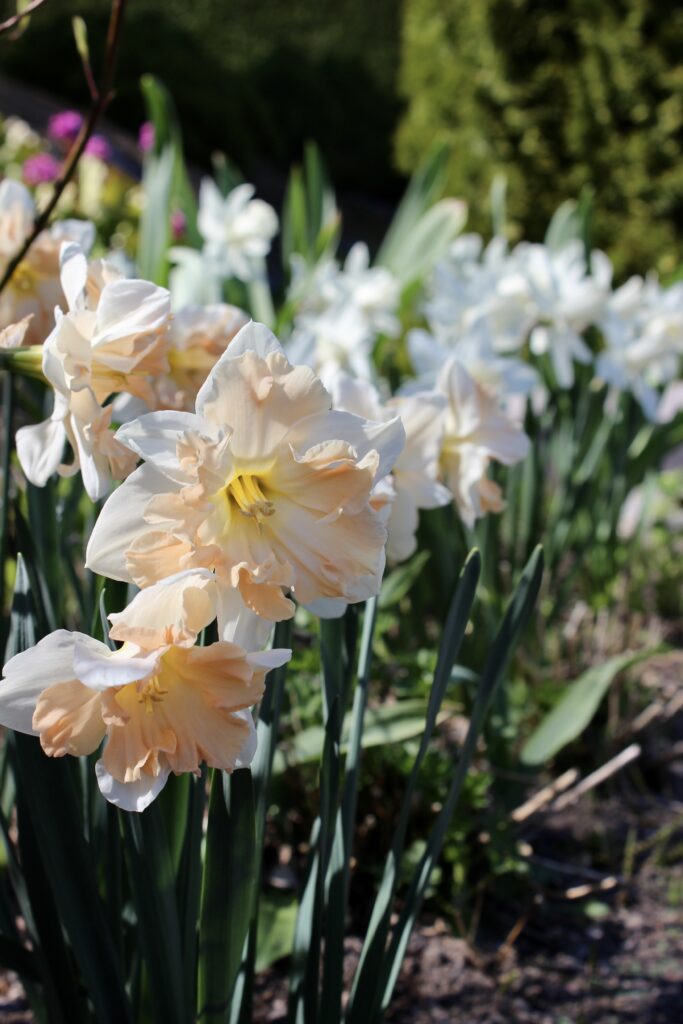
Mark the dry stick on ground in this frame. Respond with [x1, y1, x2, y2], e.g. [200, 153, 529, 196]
[550, 744, 641, 812]
[0, 0, 48, 35]
[511, 768, 579, 823]
[0, 0, 127, 298]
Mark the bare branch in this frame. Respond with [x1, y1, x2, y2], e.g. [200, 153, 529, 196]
[0, 0, 48, 35]
[0, 0, 127, 298]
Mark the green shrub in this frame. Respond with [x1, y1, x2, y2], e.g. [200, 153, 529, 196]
[396, 0, 683, 275]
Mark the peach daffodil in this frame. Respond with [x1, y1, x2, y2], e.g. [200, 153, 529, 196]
[86, 322, 405, 633]
[0, 569, 290, 812]
[16, 243, 171, 500]
[324, 369, 453, 563]
[0, 179, 95, 346]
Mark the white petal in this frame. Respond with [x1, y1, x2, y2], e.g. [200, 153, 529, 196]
[246, 649, 292, 672]
[85, 462, 177, 582]
[116, 410, 210, 480]
[72, 636, 161, 690]
[216, 583, 274, 648]
[218, 319, 283, 361]
[94, 279, 170, 350]
[0, 630, 79, 734]
[305, 596, 349, 618]
[95, 758, 170, 812]
[285, 409, 405, 484]
[15, 417, 66, 487]
[108, 569, 218, 648]
[233, 708, 257, 769]
[59, 242, 88, 310]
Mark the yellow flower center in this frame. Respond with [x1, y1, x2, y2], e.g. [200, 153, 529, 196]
[227, 472, 275, 521]
[137, 676, 169, 714]
[12, 260, 38, 295]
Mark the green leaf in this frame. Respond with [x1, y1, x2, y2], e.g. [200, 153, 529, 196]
[255, 891, 298, 972]
[489, 173, 507, 237]
[384, 198, 467, 287]
[378, 546, 544, 1015]
[6, 556, 132, 1024]
[378, 550, 430, 609]
[521, 647, 662, 765]
[121, 804, 186, 1024]
[229, 620, 292, 1024]
[272, 698, 450, 775]
[197, 769, 256, 1023]
[346, 550, 481, 1024]
[137, 76, 199, 282]
[376, 142, 451, 271]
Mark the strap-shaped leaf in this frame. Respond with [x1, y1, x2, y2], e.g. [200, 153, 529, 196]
[346, 550, 481, 1023]
[121, 803, 186, 1024]
[197, 768, 256, 1023]
[378, 546, 544, 1014]
[6, 556, 132, 1024]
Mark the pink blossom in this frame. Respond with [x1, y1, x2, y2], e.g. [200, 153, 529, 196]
[47, 110, 83, 143]
[170, 209, 187, 240]
[138, 121, 154, 153]
[22, 153, 61, 185]
[85, 135, 112, 162]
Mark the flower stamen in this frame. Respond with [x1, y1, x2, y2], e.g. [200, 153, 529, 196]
[137, 677, 168, 714]
[227, 473, 275, 521]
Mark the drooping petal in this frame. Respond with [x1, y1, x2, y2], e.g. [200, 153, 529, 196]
[108, 569, 218, 649]
[15, 416, 67, 488]
[0, 629, 79, 734]
[33, 679, 105, 756]
[72, 636, 162, 690]
[116, 410, 211, 482]
[95, 758, 170, 812]
[85, 462, 180, 582]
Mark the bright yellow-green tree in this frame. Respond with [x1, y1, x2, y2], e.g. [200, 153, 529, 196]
[396, 0, 683, 275]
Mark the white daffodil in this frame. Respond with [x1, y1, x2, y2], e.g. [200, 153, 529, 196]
[517, 241, 609, 388]
[597, 275, 683, 420]
[408, 322, 539, 401]
[197, 179, 278, 284]
[86, 322, 405, 634]
[0, 179, 94, 345]
[437, 357, 530, 528]
[423, 234, 535, 356]
[0, 569, 290, 812]
[16, 243, 172, 500]
[287, 242, 400, 381]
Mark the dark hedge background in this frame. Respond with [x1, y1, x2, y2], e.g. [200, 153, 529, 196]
[2, 0, 682, 273]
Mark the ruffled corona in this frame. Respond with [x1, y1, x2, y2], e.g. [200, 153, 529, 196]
[0, 570, 290, 811]
[86, 322, 405, 633]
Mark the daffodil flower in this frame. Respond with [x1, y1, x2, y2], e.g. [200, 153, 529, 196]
[437, 358, 529, 528]
[15, 243, 171, 500]
[0, 179, 94, 346]
[324, 369, 452, 563]
[86, 322, 405, 634]
[0, 570, 290, 812]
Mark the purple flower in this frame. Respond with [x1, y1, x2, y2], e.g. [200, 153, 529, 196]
[85, 135, 112, 162]
[23, 152, 61, 186]
[48, 110, 83, 143]
[170, 209, 187, 240]
[138, 121, 154, 153]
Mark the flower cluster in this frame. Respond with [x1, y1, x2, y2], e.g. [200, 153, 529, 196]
[287, 243, 401, 381]
[410, 232, 683, 420]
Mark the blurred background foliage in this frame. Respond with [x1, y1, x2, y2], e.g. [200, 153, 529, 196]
[2, 0, 683, 271]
